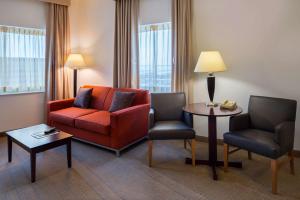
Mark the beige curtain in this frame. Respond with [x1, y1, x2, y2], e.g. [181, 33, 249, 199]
[113, 0, 139, 88]
[171, 0, 192, 102]
[45, 3, 72, 101]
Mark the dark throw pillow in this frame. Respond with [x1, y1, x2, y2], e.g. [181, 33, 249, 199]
[73, 87, 93, 108]
[109, 91, 136, 112]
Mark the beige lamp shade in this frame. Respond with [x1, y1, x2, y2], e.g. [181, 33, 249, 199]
[65, 54, 86, 69]
[194, 51, 227, 73]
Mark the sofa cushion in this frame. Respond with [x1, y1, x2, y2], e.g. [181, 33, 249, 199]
[74, 87, 93, 108]
[148, 121, 195, 140]
[109, 91, 136, 112]
[103, 88, 149, 111]
[82, 85, 112, 110]
[75, 111, 111, 135]
[223, 129, 281, 159]
[49, 107, 98, 127]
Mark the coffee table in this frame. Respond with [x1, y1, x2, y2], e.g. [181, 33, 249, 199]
[6, 124, 73, 182]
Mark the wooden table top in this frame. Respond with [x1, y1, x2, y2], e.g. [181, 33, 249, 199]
[183, 103, 243, 117]
[6, 124, 72, 149]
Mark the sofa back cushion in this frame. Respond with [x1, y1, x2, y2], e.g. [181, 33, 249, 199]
[103, 88, 149, 111]
[82, 85, 111, 110]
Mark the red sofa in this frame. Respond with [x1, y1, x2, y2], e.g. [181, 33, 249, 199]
[47, 85, 150, 156]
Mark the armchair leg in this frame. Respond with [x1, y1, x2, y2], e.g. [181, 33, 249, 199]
[148, 140, 153, 167]
[191, 139, 196, 167]
[288, 151, 295, 175]
[184, 140, 187, 149]
[224, 143, 229, 172]
[271, 159, 278, 194]
[248, 151, 252, 160]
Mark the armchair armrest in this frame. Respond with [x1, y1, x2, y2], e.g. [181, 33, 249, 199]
[229, 113, 250, 131]
[274, 121, 295, 151]
[149, 108, 155, 129]
[110, 104, 150, 149]
[47, 98, 75, 112]
[183, 111, 193, 128]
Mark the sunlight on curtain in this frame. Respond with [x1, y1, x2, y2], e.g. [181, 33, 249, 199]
[139, 22, 172, 93]
[0, 25, 46, 94]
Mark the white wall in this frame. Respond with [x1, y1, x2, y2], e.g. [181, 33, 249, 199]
[192, 0, 300, 150]
[0, 0, 47, 132]
[69, 0, 115, 88]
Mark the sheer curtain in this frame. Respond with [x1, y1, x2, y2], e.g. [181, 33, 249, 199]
[0, 25, 45, 94]
[139, 23, 172, 92]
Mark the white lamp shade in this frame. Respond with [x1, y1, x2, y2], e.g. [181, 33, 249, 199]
[65, 54, 86, 69]
[194, 51, 227, 73]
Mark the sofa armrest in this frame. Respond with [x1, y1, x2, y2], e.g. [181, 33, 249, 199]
[229, 113, 250, 131]
[274, 121, 295, 152]
[48, 98, 75, 112]
[149, 108, 155, 129]
[110, 104, 150, 149]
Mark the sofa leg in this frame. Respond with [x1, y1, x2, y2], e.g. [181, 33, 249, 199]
[115, 150, 120, 157]
[271, 159, 278, 194]
[148, 140, 153, 167]
[224, 143, 229, 172]
[288, 151, 295, 175]
[248, 151, 252, 160]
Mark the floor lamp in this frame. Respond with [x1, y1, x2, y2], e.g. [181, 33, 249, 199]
[194, 51, 227, 106]
[65, 54, 87, 97]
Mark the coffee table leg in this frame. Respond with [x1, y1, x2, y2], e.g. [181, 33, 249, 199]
[30, 152, 36, 183]
[67, 140, 72, 168]
[7, 136, 12, 162]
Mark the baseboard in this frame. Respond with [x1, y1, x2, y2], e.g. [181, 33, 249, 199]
[195, 135, 300, 158]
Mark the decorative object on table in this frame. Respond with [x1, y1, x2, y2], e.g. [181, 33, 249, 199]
[65, 53, 87, 97]
[73, 87, 93, 108]
[220, 100, 237, 110]
[109, 91, 136, 112]
[148, 93, 196, 167]
[194, 51, 227, 107]
[223, 95, 297, 194]
[6, 124, 72, 183]
[183, 103, 242, 180]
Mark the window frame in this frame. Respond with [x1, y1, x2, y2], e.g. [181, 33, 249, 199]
[0, 25, 46, 96]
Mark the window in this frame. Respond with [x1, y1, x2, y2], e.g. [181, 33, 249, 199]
[139, 22, 172, 92]
[0, 25, 46, 95]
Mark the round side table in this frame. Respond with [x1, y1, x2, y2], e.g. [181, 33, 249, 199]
[183, 103, 243, 180]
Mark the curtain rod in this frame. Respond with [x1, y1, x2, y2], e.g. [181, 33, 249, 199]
[39, 0, 71, 6]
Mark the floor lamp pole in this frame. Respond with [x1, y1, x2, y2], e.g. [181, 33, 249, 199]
[73, 69, 77, 97]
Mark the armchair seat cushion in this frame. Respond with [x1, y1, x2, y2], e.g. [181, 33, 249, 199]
[149, 121, 195, 140]
[49, 107, 98, 127]
[75, 111, 111, 135]
[224, 129, 281, 159]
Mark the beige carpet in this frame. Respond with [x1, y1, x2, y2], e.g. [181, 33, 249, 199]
[0, 136, 299, 200]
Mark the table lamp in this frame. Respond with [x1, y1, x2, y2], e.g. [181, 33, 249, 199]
[194, 51, 227, 107]
[65, 53, 87, 97]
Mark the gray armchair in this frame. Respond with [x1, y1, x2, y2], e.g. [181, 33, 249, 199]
[223, 95, 297, 194]
[148, 93, 196, 167]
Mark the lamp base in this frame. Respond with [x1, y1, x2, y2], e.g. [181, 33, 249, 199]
[206, 102, 218, 107]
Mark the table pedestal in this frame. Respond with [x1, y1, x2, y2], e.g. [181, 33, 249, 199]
[185, 115, 242, 180]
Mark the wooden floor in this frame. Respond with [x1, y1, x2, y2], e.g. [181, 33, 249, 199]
[0, 136, 299, 200]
